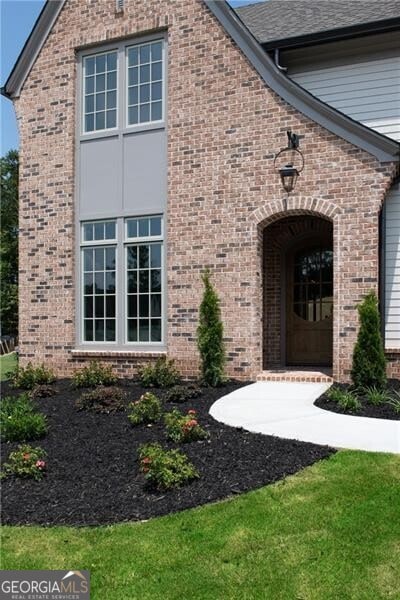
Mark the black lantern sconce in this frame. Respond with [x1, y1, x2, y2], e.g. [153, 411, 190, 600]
[274, 131, 304, 193]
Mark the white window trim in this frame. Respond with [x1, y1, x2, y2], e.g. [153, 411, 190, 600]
[125, 39, 165, 130]
[80, 243, 118, 346]
[82, 48, 119, 135]
[78, 33, 166, 141]
[124, 215, 164, 345]
[124, 214, 164, 243]
[79, 215, 165, 349]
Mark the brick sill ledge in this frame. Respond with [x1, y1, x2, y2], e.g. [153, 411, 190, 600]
[71, 349, 167, 358]
[385, 348, 400, 355]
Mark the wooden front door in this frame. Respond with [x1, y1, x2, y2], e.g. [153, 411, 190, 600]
[286, 242, 333, 366]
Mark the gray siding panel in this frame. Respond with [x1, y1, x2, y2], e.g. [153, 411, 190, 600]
[385, 182, 400, 348]
[80, 136, 121, 217]
[123, 129, 167, 214]
[283, 32, 400, 141]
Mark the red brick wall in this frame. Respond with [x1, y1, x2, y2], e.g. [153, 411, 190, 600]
[14, 0, 398, 381]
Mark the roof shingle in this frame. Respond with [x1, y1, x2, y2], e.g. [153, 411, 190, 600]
[235, 0, 400, 45]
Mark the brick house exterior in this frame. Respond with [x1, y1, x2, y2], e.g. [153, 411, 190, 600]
[3, 0, 400, 382]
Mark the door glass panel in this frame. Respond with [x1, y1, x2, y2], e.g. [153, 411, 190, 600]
[293, 247, 333, 322]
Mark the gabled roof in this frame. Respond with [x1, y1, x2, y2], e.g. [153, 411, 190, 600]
[1, 0, 64, 99]
[237, 0, 400, 49]
[1, 0, 399, 162]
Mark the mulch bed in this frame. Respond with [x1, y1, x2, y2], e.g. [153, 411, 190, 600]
[315, 380, 400, 420]
[1, 379, 334, 526]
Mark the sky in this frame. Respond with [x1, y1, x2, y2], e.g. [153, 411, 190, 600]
[0, 0, 265, 155]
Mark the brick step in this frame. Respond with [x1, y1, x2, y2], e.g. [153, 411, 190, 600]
[257, 369, 333, 383]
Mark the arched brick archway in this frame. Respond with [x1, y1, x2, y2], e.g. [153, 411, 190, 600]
[250, 197, 342, 379]
[250, 196, 341, 228]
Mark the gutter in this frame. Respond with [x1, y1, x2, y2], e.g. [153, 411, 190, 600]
[205, 0, 400, 163]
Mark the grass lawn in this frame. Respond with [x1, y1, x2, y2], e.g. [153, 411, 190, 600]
[0, 352, 17, 381]
[2, 450, 400, 600]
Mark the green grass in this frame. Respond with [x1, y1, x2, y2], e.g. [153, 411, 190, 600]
[2, 451, 400, 599]
[0, 351, 17, 381]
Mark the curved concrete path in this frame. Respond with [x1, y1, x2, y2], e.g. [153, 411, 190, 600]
[210, 382, 400, 454]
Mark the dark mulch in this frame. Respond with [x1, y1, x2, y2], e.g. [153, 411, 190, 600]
[1, 379, 335, 526]
[315, 380, 400, 420]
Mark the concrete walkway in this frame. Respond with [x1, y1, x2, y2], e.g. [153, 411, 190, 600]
[210, 382, 400, 454]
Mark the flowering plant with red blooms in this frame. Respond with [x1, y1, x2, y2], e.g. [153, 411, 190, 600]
[1, 444, 47, 481]
[164, 409, 209, 443]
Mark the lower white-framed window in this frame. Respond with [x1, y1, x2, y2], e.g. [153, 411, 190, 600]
[81, 220, 117, 343]
[80, 215, 163, 346]
[125, 215, 163, 343]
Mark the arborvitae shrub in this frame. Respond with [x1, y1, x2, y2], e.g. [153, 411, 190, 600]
[197, 270, 225, 386]
[351, 291, 387, 390]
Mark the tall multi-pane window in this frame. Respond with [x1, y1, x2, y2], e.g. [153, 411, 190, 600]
[80, 216, 163, 346]
[127, 40, 163, 126]
[125, 216, 163, 342]
[81, 221, 117, 342]
[81, 39, 164, 133]
[83, 50, 118, 133]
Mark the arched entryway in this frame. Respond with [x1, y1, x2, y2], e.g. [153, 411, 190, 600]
[263, 215, 333, 369]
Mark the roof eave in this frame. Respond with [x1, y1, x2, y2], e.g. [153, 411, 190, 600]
[2, 0, 65, 100]
[261, 17, 400, 51]
[205, 0, 400, 163]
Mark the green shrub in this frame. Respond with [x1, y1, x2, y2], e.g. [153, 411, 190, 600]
[351, 292, 387, 391]
[138, 442, 199, 490]
[127, 392, 162, 425]
[164, 384, 202, 403]
[76, 386, 127, 414]
[164, 408, 208, 443]
[1, 444, 47, 481]
[387, 391, 400, 414]
[0, 394, 48, 442]
[197, 270, 225, 386]
[138, 358, 181, 388]
[72, 361, 117, 388]
[364, 385, 391, 406]
[11, 362, 55, 390]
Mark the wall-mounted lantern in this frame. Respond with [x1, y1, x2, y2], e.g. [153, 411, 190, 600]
[274, 131, 304, 193]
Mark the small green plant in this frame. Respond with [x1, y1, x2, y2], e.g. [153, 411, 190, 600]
[138, 358, 181, 388]
[11, 362, 55, 390]
[325, 386, 345, 403]
[364, 385, 391, 406]
[330, 389, 361, 412]
[197, 270, 226, 386]
[351, 292, 387, 391]
[0, 394, 48, 442]
[1, 444, 47, 480]
[164, 384, 202, 403]
[76, 386, 127, 414]
[164, 408, 208, 443]
[72, 361, 117, 388]
[387, 391, 400, 414]
[138, 442, 199, 490]
[127, 392, 162, 425]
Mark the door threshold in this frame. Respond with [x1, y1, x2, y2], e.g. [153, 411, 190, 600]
[257, 367, 333, 383]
